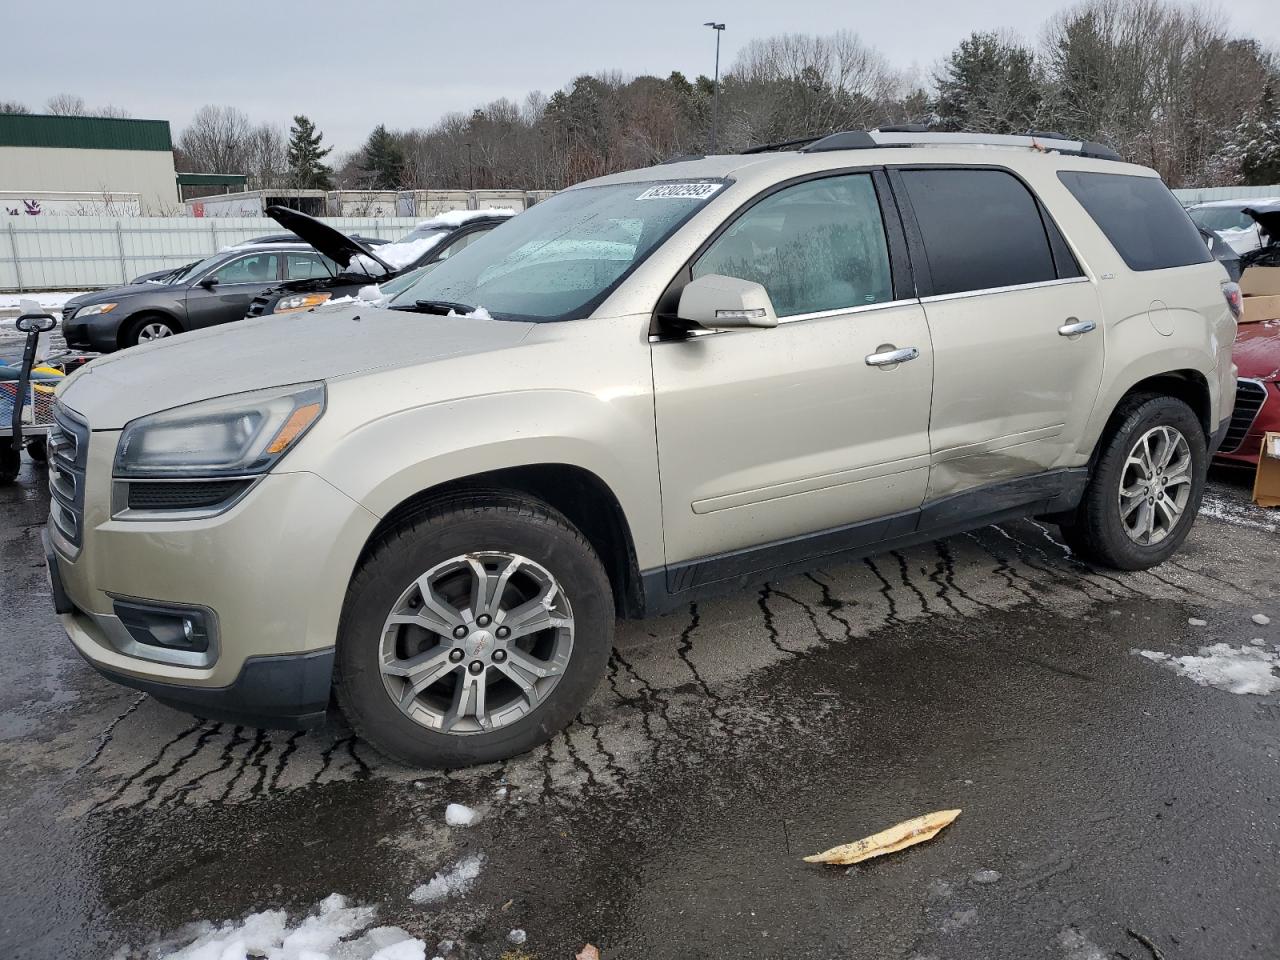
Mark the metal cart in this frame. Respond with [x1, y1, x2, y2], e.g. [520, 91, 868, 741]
[1, 312, 61, 483]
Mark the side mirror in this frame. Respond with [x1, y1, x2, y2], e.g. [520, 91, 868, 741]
[677, 274, 779, 331]
[199, 277, 218, 290]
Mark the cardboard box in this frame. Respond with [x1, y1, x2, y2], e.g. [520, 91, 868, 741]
[1242, 293, 1280, 324]
[1241, 265, 1280, 297]
[1253, 431, 1280, 508]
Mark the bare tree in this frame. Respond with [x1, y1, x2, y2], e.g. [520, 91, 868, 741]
[45, 93, 87, 116]
[178, 105, 253, 173]
[0, 100, 30, 114]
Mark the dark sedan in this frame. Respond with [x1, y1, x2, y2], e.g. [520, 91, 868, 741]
[61, 243, 340, 351]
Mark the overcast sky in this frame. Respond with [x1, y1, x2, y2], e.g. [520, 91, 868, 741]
[6, 0, 1275, 153]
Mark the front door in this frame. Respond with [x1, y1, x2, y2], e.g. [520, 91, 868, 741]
[185, 251, 284, 330]
[891, 167, 1107, 501]
[650, 172, 934, 586]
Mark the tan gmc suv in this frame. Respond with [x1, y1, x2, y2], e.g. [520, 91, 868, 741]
[44, 131, 1240, 767]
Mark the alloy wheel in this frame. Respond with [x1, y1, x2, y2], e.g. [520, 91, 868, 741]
[1118, 425, 1192, 546]
[378, 551, 575, 734]
[137, 322, 173, 342]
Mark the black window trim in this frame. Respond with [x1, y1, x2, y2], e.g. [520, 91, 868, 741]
[886, 163, 1088, 301]
[650, 165, 917, 339]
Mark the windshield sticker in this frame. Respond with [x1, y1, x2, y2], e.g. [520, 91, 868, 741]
[635, 182, 724, 201]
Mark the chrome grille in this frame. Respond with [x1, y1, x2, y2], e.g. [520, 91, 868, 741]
[48, 404, 89, 549]
[1221, 378, 1268, 454]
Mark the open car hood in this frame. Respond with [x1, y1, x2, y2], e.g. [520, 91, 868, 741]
[1243, 202, 1280, 243]
[265, 205, 396, 275]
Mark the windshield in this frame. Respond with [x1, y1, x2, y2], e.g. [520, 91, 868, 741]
[1189, 206, 1257, 233]
[171, 254, 226, 285]
[388, 179, 726, 321]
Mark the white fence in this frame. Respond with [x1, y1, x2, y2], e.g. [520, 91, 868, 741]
[0, 216, 423, 292]
[1172, 184, 1280, 205]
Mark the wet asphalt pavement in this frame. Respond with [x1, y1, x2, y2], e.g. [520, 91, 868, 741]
[2, 454, 1278, 960]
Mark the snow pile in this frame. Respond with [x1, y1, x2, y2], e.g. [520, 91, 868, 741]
[1135, 643, 1280, 695]
[348, 235, 448, 276]
[444, 802, 480, 827]
[1253, 613, 1272, 626]
[446, 305, 493, 321]
[409, 854, 485, 904]
[136, 893, 426, 960]
[0, 291, 92, 312]
[417, 208, 516, 229]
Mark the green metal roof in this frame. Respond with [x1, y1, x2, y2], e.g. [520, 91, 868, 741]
[0, 113, 172, 152]
[176, 172, 248, 186]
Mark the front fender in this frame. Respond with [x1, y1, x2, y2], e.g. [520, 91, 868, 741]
[288, 386, 665, 571]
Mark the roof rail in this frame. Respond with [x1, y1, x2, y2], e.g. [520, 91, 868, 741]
[796, 129, 1122, 161]
[740, 135, 826, 154]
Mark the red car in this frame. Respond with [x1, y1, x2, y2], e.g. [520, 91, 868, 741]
[1216, 319, 1280, 468]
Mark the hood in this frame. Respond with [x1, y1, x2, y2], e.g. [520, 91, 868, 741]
[265, 205, 395, 275]
[57, 303, 535, 429]
[1243, 202, 1280, 244]
[1235, 319, 1280, 382]
[66, 284, 168, 311]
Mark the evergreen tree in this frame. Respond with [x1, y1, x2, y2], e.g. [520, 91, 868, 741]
[932, 32, 1042, 134]
[359, 124, 406, 189]
[287, 115, 332, 189]
[1221, 80, 1280, 186]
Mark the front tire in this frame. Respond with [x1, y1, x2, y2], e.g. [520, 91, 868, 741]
[335, 491, 615, 767]
[0, 445, 19, 484]
[25, 436, 47, 464]
[122, 316, 178, 348]
[1059, 394, 1207, 570]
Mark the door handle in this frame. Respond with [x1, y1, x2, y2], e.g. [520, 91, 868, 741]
[865, 346, 920, 367]
[1057, 318, 1096, 337]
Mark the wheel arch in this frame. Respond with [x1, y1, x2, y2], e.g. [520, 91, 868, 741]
[357, 463, 647, 619]
[1084, 364, 1214, 465]
[117, 309, 185, 348]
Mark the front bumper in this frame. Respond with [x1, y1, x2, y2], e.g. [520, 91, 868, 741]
[49, 426, 379, 726]
[61, 317, 120, 353]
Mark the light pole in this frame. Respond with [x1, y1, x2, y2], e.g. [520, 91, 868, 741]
[704, 21, 725, 153]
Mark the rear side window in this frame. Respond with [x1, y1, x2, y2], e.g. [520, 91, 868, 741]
[899, 169, 1058, 296]
[1058, 171, 1212, 272]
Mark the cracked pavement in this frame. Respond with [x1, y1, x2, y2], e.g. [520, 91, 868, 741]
[2, 457, 1278, 959]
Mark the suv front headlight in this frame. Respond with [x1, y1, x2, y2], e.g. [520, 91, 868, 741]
[114, 383, 325, 478]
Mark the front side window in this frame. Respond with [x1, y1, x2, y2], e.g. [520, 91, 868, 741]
[1060, 172, 1215, 272]
[211, 252, 280, 285]
[388, 180, 724, 321]
[899, 169, 1057, 296]
[285, 253, 337, 280]
[693, 174, 892, 318]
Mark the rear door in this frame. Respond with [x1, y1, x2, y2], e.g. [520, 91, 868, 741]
[650, 171, 934, 581]
[890, 167, 1106, 502]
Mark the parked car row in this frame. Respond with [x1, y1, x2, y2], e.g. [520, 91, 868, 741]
[60, 211, 514, 351]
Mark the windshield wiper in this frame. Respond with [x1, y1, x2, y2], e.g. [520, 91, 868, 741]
[395, 299, 477, 316]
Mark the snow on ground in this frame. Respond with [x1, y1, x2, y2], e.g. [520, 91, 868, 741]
[444, 802, 480, 827]
[1135, 642, 1280, 695]
[1198, 491, 1278, 534]
[1057, 928, 1108, 960]
[409, 854, 486, 904]
[124, 893, 425, 960]
[0, 291, 91, 312]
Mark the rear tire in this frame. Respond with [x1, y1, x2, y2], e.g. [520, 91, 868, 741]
[334, 491, 615, 768]
[0, 446, 19, 484]
[1059, 394, 1206, 570]
[25, 436, 47, 464]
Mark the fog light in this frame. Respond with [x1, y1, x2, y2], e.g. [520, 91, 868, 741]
[113, 600, 212, 653]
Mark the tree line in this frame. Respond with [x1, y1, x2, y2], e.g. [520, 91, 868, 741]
[5, 0, 1279, 190]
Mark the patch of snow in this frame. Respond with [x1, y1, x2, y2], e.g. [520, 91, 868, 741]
[939, 907, 977, 933]
[1197, 493, 1277, 534]
[444, 802, 480, 827]
[971, 869, 1001, 884]
[409, 854, 485, 904]
[130, 893, 414, 960]
[1253, 613, 1271, 626]
[417, 208, 516, 229]
[1188, 618, 1207, 627]
[349, 235, 450, 277]
[446, 305, 493, 321]
[0, 291, 93, 311]
[1135, 643, 1280, 695]
[507, 929, 528, 945]
[1057, 927, 1107, 960]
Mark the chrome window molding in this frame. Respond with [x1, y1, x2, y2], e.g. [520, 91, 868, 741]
[649, 297, 921, 341]
[919, 275, 1091, 305]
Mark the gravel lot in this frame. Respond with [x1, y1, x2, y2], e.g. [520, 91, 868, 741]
[1, 458, 1277, 960]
